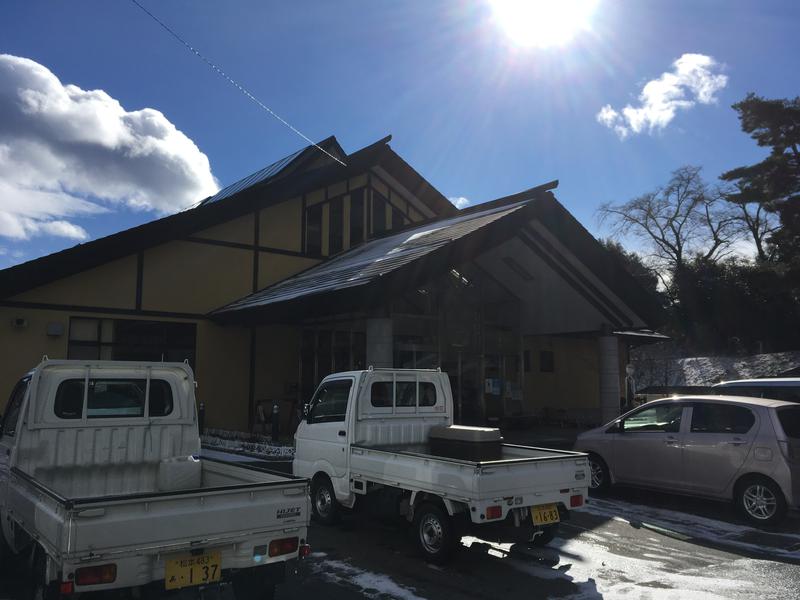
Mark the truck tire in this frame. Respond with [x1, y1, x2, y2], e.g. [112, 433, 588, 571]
[735, 476, 787, 527]
[232, 569, 276, 600]
[311, 476, 340, 525]
[413, 503, 457, 564]
[29, 547, 59, 600]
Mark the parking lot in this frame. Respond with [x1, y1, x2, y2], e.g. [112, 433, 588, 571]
[281, 487, 800, 600]
[1, 485, 797, 600]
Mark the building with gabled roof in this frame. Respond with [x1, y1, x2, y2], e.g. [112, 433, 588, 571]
[0, 135, 664, 430]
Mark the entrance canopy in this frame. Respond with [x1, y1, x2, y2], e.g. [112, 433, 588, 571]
[210, 182, 664, 334]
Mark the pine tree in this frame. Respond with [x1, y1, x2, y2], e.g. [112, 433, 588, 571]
[721, 94, 800, 265]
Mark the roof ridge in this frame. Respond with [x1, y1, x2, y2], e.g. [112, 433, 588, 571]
[199, 135, 343, 207]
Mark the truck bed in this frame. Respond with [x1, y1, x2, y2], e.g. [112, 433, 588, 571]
[350, 442, 588, 511]
[9, 458, 309, 559]
[353, 442, 584, 465]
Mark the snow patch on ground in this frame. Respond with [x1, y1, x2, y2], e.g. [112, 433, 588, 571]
[200, 428, 294, 458]
[310, 557, 426, 600]
[584, 497, 800, 562]
[464, 534, 754, 600]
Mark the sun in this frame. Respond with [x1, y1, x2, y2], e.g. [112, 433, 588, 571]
[489, 0, 599, 48]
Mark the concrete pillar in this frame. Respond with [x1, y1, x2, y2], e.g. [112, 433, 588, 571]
[598, 335, 620, 424]
[366, 318, 393, 368]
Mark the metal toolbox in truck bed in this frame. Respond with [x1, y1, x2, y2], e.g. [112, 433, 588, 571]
[429, 425, 504, 461]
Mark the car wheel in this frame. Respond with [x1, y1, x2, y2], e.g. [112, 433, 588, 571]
[528, 524, 558, 547]
[588, 454, 610, 493]
[311, 476, 340, 525]
[736, 476, 787, 526]
[413, 503, 457, 564]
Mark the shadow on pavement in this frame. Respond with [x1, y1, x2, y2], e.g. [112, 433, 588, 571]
[300, 509, 607, 600]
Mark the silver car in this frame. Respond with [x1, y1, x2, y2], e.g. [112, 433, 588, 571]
[575, 396, 800, 525]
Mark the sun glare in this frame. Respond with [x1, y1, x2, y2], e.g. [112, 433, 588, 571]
[489, 0, 599, 48]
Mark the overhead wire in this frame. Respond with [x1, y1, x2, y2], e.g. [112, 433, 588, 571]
[127, 0, 346, 167]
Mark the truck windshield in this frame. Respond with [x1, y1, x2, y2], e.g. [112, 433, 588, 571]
[309, 379, 352, 424]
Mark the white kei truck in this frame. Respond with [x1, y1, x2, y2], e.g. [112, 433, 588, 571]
[0, 360, 310, 600]
[294, 368, 590, 563]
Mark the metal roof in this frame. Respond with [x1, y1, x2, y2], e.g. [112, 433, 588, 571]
[198, 147, 306, 206]
[212, 200, 530, 316]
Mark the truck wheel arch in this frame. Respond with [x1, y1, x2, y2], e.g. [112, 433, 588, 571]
[409, 492, 463, 518]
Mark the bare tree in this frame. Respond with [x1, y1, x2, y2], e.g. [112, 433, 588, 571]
[598, 166, 741, 288]
[723, 184, 780, 262]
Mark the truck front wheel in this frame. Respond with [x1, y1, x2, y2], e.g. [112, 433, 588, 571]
[413, 503, 457, 564]
[311, 476, 340, 525]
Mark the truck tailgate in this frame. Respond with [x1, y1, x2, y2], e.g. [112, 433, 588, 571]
[17, 460, 309, 558]
[473, 445, 588, 497]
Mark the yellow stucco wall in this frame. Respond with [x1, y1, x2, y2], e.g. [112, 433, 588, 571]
[523, 336, 600, 413]
[195, 321, 250, 431]
[258, 254, 320, 290]
[194, 213, 254, 245]
[10, 256, 137, 309]
[142, 241, 253, 314]
[0, 167, 438, 427]
[0, 307, 70, 411]
[0, 308, 207, 414]
[260, 197, 302, 251]
[253, 324, 300, 430]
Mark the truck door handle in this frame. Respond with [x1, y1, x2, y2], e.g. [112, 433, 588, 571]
[338, 431, 346, 437]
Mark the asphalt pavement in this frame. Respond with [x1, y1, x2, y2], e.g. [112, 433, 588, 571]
[3, 448, 798, 599]
[280, 488, 800, 600]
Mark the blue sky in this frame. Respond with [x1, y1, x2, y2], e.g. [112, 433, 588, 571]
[1, 0, 798, 268]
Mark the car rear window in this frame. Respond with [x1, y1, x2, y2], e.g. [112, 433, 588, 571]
[777, 407, 800, 439]
[691, 403, 755, 434]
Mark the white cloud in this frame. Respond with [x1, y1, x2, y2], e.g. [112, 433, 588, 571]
[597, 53, 728, 139]
[449, 196, 471, 209]
[0, 54, 219, 242]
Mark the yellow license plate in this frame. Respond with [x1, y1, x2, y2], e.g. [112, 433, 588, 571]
[164, 550, 221, 590]
[531, 503, 560, 526]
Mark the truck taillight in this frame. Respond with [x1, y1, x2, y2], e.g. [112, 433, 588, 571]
[486, 505, 502, 520]
[268, 537, 299, 557]
[60, 581, 74, 596]
[75, 564, 117, 586]
[570, 494, 584, 508]
[299, 543, 311, 559]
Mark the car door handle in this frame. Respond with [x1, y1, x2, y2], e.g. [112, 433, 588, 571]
[724, 439, 747, 446]
[664, 436, 678, 445]
[338, 431, 346, 437]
